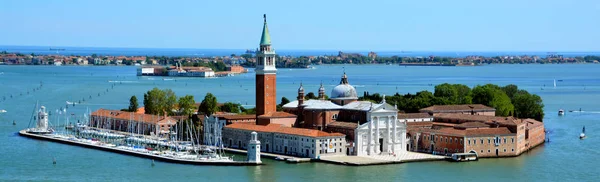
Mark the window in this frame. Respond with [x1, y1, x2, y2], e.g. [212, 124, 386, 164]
[488, 139, 491, 144]
[488, 150, 490, 153]
[481, 139, 484, 144]
[468, 140, 471, 145]
[504, 149, 506, 152]
[481, 150, 483, 153]
[504, 138, 506, 143]
[511, 138, 514, 143]
[512, 149, 514, 152]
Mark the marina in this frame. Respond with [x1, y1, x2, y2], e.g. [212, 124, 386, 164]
[18, 105, 261, 166]
[18, 130, 260, 166]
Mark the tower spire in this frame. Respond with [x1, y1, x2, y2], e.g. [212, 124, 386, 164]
[260, 14, 271, 46]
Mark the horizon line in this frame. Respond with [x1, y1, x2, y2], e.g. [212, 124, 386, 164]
[2, 45, 600, 53]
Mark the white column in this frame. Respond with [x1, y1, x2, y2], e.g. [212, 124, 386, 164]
[361, 118, 373, 155]
[376, 116, 380, 154]
[393, 116, 397, 153]
[386, 116, 390, 153]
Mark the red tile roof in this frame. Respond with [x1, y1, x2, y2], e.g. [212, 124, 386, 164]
[225, 123, 345, 138]
[411, 126, 513, 137]
[327, 121, 358, 129]
[398, 113, 432, 119]
[420, 104, 495, 113]
[218, 114, 256, 120]
[257, 112, 296, 118]
[434, 113, 523, 126]
[91, 109, 171, 124]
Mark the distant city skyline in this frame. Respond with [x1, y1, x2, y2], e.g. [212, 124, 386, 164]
[1, 0, 599, 51]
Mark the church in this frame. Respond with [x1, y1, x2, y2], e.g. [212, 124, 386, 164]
[282, 74, 408, 156]
[207, 14, 412, 158]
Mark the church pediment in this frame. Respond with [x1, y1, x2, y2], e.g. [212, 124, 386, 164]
[370, 102, 398, 113]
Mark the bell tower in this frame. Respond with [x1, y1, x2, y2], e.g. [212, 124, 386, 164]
[256, 14, 277, 117]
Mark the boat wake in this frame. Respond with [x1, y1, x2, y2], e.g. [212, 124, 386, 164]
[0, 109, 6, 113]
[569, 111, 600, 114]
[108, 80, 137, 83]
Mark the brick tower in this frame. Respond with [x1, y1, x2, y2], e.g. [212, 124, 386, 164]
[255, 14, 277, 117]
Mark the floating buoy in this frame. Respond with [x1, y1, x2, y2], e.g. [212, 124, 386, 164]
[13, 120, 16, 125]
[151, 159, 155, 167]
[53, 157, 56, 165]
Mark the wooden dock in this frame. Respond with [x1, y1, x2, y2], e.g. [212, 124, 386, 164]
[18, 130, 261, 166]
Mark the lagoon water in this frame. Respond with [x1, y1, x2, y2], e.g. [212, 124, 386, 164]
[0, 64, 599, 181]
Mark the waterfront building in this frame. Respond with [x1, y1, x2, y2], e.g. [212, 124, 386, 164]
[222, 123, 346, 159]
[90, 109, 177, 136]
[419, 104, 496, 116]
[203, 114, 256, 146]
[406, 113, 545, 157]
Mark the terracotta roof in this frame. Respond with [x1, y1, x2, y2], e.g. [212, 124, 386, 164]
[219, 114, 256, 120]
[327, 121, 358, 129]
[91, 109, 171, 124]
[420, 104, 495, 113]
[398, 113, 432, 119]
[257, 112, 296, 118]
[523, 119, 544, 129]
[225, 123, 345, 138]
[454, 122, 490, 129]
[411, 126, 513, 137]
[407, 122, 433, 128]
[434, 113, 523, 126]
[464, 128, 512, 136]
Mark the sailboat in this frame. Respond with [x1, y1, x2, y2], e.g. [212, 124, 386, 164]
[580, 126, 586, 139]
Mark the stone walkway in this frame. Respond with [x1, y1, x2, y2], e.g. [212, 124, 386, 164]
[319, 152, 446, 166]
[224, 148, 312, 163]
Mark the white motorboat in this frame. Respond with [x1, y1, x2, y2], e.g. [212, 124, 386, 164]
[558, 109, 565, 116]
[580, 126, 586, 139]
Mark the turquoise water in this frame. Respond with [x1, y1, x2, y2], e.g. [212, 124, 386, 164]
[0, 64, 598, 181]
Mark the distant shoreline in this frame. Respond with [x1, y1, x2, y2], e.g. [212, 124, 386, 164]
[1, 49, 599, 67]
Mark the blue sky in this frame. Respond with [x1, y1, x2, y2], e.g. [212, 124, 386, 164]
[1, 0, 599, 51]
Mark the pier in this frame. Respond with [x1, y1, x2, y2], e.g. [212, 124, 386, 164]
[19, 130, 261, 166]
[318, 152, 446, 166]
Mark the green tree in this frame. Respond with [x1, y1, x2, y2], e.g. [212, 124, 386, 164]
[501, 84, 519, 100]
[472, 84, 514, 116]
[221, 102, 241, 113]
[164, 89, 177, 115]
[199, 93, 219, 116]
[178, 95, 196, 116]
[128, 96, 139, 112]
[280, 97, 290, 106]
[143, 88, 177, 115]
[512, 90, 545, 121]
[306, 92, 318, 100]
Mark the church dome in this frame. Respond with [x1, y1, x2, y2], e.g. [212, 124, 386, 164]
[331, 84, 358, 99]
[330, 73, 358, 100]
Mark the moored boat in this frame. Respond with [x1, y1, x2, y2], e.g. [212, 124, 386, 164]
[580, 126, 586, 139]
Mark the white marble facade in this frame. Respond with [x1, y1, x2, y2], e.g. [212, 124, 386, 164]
[355, 100, 407, 156]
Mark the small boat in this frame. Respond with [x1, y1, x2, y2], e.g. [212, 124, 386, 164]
[558, 109, 565, 116]
[580, 126, 586, 139]
[450, 153, 478, 162]
[274, 156, 286, 161]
